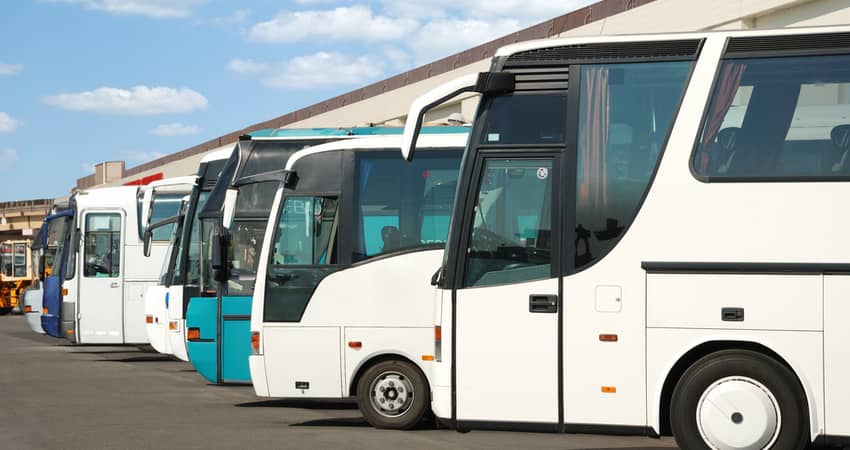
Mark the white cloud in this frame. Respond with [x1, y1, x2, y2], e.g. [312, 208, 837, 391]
[383, 47, 412, 71]
[410, 18, 521, 65]
[248, 6, 416, 43]
[150, 122, 201, 136]
[261, 52, 384, 90]
[381, 0, 592, 21]
[49, 0, 205, 18]
[0, 63, 23, 76]
[0, 113, 19, 133]
[227, 58, 269, 75]
[209, 8, 249, 26]
[0, 149, 18, 173]
[43, 86, 208, 115]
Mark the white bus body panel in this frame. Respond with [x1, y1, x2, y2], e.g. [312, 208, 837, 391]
[143, 285, 169, 353]
[391, 27, 850, 438]
[24, 287, 43, 334]
[73, 186, 169, 345]
[166, 288, 188, 362]
[255, 250, 442, 398]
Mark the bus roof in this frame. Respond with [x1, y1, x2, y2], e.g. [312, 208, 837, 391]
[284, 132, 469, 171]
[249, 126, 469, 139]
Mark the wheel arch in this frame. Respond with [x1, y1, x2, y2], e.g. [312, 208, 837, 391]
[348, 352, 430, 397]
[655, 338, 817, 441]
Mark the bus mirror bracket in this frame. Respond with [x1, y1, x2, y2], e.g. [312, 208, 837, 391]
[401, 71, 514, 162]
[221, 189, 238, 231]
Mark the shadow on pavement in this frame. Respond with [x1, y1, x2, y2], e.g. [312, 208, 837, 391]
[236, 399, 357, 410]
[290, 417, 369, 428]
[95, 355, 174, 363]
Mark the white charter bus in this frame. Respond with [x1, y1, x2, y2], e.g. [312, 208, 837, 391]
[400, 26, 850, 449]
[248, 132, 468, 429]
[140, 175, 199, 356]
[46, 186, 177, 344]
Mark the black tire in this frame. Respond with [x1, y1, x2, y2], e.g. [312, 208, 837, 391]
[670, 349, 809, 450]
[356, 359, 431, 430]
[0, 307, 12, 316]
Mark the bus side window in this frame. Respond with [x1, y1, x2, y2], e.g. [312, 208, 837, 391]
[84, 214, 121, 278]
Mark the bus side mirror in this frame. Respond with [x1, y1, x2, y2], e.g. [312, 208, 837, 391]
[143, 226, 153, 258]
[212, 230, 229, 283]
[400, 72, 513, 161]
[222, 189, 238, 231]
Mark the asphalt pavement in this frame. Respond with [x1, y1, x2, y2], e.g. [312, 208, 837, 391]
[0, 315, 678, 450]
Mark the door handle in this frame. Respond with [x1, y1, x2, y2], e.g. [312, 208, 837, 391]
[529, 294, 558, 313]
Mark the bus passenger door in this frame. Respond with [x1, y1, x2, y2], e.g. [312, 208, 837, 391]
[78, 212, 124, 344]
[454, 156, 561, 427]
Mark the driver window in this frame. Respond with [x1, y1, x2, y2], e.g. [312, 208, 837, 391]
[464, 158, 553, 287]
[264, 196, 339, 323]
[84, 213, 121, 278]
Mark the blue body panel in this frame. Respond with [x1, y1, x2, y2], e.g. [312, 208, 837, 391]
[41, 210, 74, 338]
[185, 296, 218, 382]
[41, 275, 62, 337]
[186, 295, 252, 383]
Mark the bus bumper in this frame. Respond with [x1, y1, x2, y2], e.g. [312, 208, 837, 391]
[249, 355, 269, 396]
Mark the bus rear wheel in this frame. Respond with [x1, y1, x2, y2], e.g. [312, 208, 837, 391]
[356, 359, 430, 430]
[670, 349, 809, 450]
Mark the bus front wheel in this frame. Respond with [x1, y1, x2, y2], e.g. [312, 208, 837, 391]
[670, 349, 809, 450]
[356, 359, 430, 430]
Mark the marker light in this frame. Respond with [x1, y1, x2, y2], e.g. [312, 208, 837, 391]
[251, 332, 260, 355]
[66, 329, 74, 335]
[168, 321, 180, 331]
[421, 355, 435, 361]
[61, 288, 68, 296]
[187, 327, 201, 341]
[145, 315, 154, 324]
[599, 334, 618, 342]
[43, 307, 48, 314]
[24, 305, 31, 313]
[434, 326, 442, 362]
[348, 341, 362, 350]
[601, 386, 617, 393]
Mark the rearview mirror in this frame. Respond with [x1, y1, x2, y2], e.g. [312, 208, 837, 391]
[143, 226, 153, 258]
[212, 229, 229, 283]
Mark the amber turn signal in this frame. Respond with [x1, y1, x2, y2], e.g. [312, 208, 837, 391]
[601, 386, 617, 393]
[251, 332, 260, 354]
[187, 327, 201, 341]
[145, 315, 154, 324]
[599, 334, 618, 342]
[348, 341, 362, 350]
[61, 288, 68, 296]
[24, 305, 32, 313]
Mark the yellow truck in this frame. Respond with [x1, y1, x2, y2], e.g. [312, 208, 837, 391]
[0, 240, 35, 315]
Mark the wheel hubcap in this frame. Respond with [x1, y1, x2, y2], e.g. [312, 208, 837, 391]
[696, 376, 781, 450]
[369, 371, 414, 418]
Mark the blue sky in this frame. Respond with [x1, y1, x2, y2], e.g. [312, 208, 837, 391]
[0, 0, 592, 201]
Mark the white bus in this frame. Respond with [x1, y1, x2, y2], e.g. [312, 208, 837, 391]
[247, 132, 468, 429]
[399, 26, 850, 448]
[142, 148, 232, 360]
[44, 186, 178, 344]
[140, 175, 199, 355]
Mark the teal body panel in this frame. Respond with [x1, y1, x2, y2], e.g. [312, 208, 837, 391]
[185, 296, 218, 383]
[185, 295, 252, 383]
[221, 296, 252, 382]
